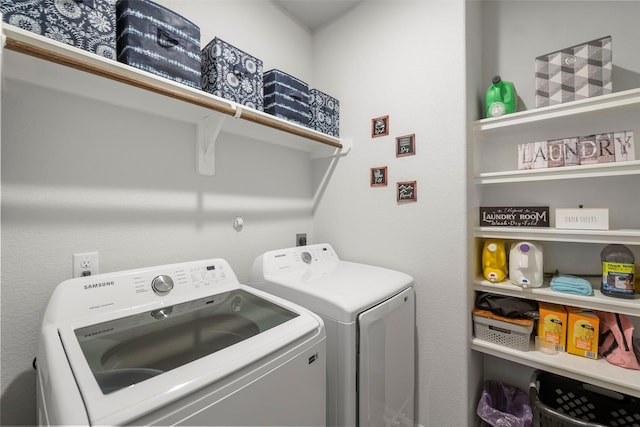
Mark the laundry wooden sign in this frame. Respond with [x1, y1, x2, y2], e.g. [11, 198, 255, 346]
[479, 206, 550, 227]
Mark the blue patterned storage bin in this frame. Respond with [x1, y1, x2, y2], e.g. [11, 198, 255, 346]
[263, 69, 310, 126]
[1, 0, 44, 35]
[1, 0, 116, 59]
[116, 0, 201, 89]
[44, 0, 117, 59]
[309, 88, 339, 137]
[201, 37, 263, 111]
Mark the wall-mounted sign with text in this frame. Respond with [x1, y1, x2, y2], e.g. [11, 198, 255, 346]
[479, 206, 550, 227]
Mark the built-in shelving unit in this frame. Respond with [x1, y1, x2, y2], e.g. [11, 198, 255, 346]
[1, 24, 350, 175]
[471, 89, 640, 398]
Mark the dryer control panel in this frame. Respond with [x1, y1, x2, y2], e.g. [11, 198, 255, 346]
[259, 243, 340, 277]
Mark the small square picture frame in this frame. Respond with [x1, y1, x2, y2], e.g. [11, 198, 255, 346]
[397, 181, 417, 202]
[370, 166, 388, 187]
[371, 115, 389, 138]
[396, 134, 416, 157]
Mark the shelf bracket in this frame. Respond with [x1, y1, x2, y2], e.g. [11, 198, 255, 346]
[310, 138, 352, 159]
[197, 113, 227, 176]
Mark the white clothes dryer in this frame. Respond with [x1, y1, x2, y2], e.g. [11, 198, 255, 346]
[36, 258, 326, 426]
[250, 243, 415, 427]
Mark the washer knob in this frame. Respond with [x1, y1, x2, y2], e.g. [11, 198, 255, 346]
[151, 275, 174, 296]
[301, 251, 312, 264]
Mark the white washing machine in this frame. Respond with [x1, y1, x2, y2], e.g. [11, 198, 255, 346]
[36, 258, 326, 426]
[250, 243, 415, 427]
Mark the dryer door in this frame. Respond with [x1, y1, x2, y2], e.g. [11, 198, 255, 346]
[358, 287, 415, 427]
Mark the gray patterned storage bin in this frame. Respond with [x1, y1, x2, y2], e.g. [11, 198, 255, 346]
[309, 88, 339, 137]
[201, 37, 263, 111]
[116, 0, 201, 89]
[263, 69, 310, 126]
[535, 36, 612, 107]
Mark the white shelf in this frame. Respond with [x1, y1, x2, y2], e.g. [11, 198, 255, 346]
[1, 24, 349, 175]
[475, 160, 640, 184]
[473, 279, 640, 317]
[474, 87, 640, 133]
[471, 77, 640, 397]
[471, 338, 640, 398]
[474, 227, 640, 245]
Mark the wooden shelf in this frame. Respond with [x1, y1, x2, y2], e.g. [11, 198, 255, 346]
[1, 24, 349, 175]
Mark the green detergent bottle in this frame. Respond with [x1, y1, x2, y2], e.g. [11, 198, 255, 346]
[485, 75, 516, 118]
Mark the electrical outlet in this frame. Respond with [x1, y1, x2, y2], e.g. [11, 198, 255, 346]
[73, 252, 99, 278]
[296, 233, 307, 247]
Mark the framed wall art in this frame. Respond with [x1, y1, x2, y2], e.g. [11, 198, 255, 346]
[371, 115, 389, 138]
[396, 134, 415, 157]
[370, 166, 388, 187]
[397, 181, 417, 202]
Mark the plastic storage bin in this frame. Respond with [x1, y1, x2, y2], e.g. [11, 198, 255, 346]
[473, 308, 534, 351]
[529, 370, 640, 427]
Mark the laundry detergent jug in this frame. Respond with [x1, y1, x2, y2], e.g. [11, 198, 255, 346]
[509, 241, 543, 288]
[482, 240, 508, 283]
[485, 75, 516, 118]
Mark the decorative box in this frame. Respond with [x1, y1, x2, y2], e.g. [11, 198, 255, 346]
[535, 36, 612, 107]
[44, 0, 117, 59]
[2, 0, 117, 59]
[1, 0, 44, 35]
[116, 0, 201, 89]
[555, 208, 609, 230]
[263, 69, 310, 126]
[309, 88, 339, 137]
[201, 37, 263, 111]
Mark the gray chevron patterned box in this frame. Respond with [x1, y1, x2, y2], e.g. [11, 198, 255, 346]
[116, 0, 201, 89]
[535, 36, 612, 107]
[263, 69, 310, 126]
[201, 37, 263, 111]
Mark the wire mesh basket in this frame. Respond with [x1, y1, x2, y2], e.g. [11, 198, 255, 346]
[529, 370, 640, 427]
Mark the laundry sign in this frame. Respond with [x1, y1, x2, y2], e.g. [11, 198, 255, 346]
[479, 206, 550, 227]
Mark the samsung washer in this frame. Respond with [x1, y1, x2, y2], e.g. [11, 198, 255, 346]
[250, 243, 415, 427]
[36, 258, 326, 426]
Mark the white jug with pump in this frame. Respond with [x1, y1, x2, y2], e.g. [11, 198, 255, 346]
[509, 241, 543, 288]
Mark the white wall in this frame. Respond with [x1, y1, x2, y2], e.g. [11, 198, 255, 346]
[0, 3, 317, 425]
[311, 1, 470, 426]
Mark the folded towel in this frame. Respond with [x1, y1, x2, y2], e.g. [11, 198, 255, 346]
[550, 274, 593, 296]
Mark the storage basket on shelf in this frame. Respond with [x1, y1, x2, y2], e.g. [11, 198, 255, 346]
[201, 37, 264, 111]
[308, 88, 339, 137]
[263, 69, 310, 126]
[2, 0, 117, 59]
[473, 308, 534, 352]
[116, 0, 201, 89]
[529, 370, 640, 427]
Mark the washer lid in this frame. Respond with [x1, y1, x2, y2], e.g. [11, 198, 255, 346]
[251, 244, 414, 322]
[56, 284, 322, 426]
